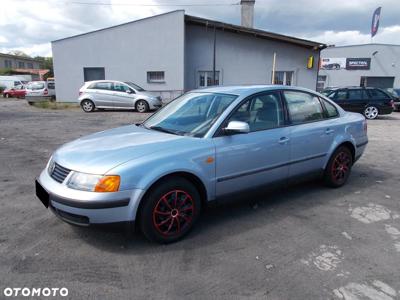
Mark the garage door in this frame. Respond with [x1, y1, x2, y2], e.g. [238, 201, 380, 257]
[83, 67, 105, 82]
[361, 76, 395, 89]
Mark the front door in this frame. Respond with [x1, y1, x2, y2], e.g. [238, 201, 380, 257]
[214, 91, 290, 196]
[111, 82, 136, 108]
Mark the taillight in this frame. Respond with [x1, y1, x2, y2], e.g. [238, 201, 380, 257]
[389, 100, 395, 108]
[43, 88, 48, 95]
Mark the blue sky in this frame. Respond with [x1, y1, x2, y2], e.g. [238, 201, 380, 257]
[1, 0, 399, 57]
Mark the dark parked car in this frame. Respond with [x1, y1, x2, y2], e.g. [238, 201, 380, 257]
[384, 88, 400, 111]
[322, 87, 394, 119]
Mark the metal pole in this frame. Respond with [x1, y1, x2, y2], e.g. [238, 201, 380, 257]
[271, 52, 276, 84]
[213, 25, 216, 85]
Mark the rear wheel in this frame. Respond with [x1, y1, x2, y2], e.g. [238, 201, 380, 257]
[324, 146, 353, 188]
[139, 177, 201, 243]
[81, 99, 95, 112]
[4, 93, 9, 98]
[135, 100, 149, 113]
[364, 106, 378, 119]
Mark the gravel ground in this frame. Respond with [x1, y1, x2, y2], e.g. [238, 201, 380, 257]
[0, 99, 399, 299]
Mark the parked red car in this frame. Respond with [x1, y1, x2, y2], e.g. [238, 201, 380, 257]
[2, 86, 26, 98]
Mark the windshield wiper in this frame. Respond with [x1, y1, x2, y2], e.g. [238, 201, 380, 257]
[149, 126, 182, 135]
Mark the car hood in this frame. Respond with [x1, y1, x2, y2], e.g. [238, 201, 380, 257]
[53, 125, 185, 174]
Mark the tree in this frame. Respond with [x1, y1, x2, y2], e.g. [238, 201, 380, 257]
[8, 50, 31, 58]
[34, 56, 54, 78]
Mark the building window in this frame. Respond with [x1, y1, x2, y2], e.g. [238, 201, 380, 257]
[27, 62, 33, 69]
[18, 61, 25, 68]
[147, 71, 165, 83]
[273, 71, 294, 86]
[198, 71, 220, 87]
[83, 67, 105, 82]
[4, 60, 12, 68]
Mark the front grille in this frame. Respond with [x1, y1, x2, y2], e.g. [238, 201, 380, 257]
[50, 163, 71, 183]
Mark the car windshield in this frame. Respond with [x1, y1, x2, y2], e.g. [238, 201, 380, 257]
[143, 92, 238, 137]
[124, 82, 145, 91]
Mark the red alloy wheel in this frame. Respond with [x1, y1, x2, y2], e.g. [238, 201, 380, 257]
[331, 151, 351, 184]
[152, 190, 195, 236]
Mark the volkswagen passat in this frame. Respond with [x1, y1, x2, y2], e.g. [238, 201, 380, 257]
[36, 86, 368, 243]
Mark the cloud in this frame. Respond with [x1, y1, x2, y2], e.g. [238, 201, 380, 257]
[0, 0, 399, 57]
[305, 25, 400, 46]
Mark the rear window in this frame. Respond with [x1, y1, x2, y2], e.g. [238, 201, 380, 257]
[27, 82, 45, 90]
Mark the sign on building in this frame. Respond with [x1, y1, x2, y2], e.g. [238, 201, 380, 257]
[345, 58, 371, 70]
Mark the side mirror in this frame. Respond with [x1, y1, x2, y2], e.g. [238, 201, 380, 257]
[223, 121, 250, 135]
[126, 89, 132, 94]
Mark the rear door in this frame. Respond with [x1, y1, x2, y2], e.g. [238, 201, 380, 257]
[89, 82, 114, 108]
[111, 82, 137, 108]
[283, 90, 336, 177]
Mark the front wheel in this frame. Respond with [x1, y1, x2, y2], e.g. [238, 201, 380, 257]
[324, 146, 353, 188]
[135, 100, 149, 113]
[81, 99, 95, 112]
[364, 106, 379, 119]
[139, 177, 201, 243]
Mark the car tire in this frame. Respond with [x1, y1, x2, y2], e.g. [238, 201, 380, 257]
[81, 99, 95, 113]
[324, 146, 353, 188]
[364, 106, 379, 120]
[4, 93, 9, 98]
[135, 100, 149, 113]
[139, 177, 201, 244]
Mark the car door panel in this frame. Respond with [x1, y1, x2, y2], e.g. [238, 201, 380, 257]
[112, 83, 137, 108]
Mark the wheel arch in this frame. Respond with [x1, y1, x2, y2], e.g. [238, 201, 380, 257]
[134, 171, 208, 224]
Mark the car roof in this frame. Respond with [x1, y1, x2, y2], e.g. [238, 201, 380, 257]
[190, 85, 318, 97]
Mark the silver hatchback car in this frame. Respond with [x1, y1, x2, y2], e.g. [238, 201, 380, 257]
[78, 80, 162, 113]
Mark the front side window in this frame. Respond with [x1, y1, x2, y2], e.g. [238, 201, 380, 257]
[228, 92, 284, 131]
[284, 91, 324, 124]
[143, 92, 237, 137]
[113, 82, 130, 92]
[335, 90, 347, 100]
[124, 82, 145, 91]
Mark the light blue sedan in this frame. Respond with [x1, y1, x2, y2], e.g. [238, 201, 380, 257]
[36, 85, 368, 243]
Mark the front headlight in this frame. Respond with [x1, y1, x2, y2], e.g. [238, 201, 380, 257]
[67, 172, 120, 192]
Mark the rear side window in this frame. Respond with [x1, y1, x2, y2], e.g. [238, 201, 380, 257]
[368, 89, 391, 99]
[322, 99, 339, 118]
[89, 82, 112, 91]
[284, 91, 324, 124]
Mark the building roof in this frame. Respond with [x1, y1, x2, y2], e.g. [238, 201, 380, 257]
[324, 43, 400, 49]
[0, 52, 42, 62]
[52, 10, 326, 50]
[185, 15, 326, 50]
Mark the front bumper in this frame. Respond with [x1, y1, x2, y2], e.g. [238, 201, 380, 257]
[36, 169, 145, 225]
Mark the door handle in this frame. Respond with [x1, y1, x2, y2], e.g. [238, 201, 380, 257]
[278, 137, 290, 144]
[325, 128, 335, 135]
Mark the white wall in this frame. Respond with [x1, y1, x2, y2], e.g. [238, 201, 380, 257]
[52, 11, 185, 102]
[184, 24, 319, 91]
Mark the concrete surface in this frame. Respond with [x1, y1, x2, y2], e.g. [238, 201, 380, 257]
[0, 99, 399, 299]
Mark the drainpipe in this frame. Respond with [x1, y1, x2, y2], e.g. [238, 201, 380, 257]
[213, 25, 217, 85]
